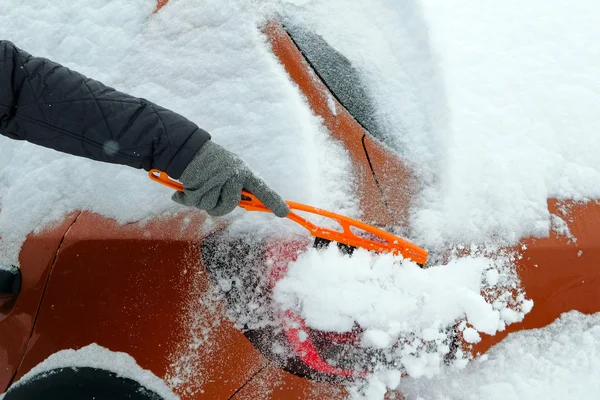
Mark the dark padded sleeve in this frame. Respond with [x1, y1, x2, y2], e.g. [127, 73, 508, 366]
[0, 40, 210, 179]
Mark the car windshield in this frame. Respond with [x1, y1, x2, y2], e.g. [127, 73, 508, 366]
[284, 24, 385, 141]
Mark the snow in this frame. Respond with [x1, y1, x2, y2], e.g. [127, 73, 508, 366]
[462, 328, 481, 345]
[10, 343, 179, 400]
[275, 246, 528, 337]
[0, 264, 14, 272]
[397, 311, 600, 400]
[273, 244, 531, 381]
[0, 0, 358, 265]
[279, 0, 600, 248]
[485, 269, 500, 286]
[412, 0, 600, 247]
[1, 0, 600, 399]
[0, 0, 172, 264]
[362, 329, 393, 349]
[271, 1, 600, 395]
[550, 214, 576, 243]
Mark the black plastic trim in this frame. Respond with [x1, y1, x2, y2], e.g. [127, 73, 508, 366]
[0, 266, 20, 296]
[4, 367, 165, 400]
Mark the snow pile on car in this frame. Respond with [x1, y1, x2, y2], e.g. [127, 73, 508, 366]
[282, 0, 600, 248]
[274, 0, 600, 396]
[398, 311, 600, 400]
[273, 245, 532, 381]
[0, 0, 357, 265]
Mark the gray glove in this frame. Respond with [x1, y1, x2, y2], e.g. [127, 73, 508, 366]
[172, 141, 290, 218]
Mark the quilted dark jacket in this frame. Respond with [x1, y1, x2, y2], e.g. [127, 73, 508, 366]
[0, 41, 210, 179]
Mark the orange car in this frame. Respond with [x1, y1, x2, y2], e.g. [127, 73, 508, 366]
[2, 12, 600, 400]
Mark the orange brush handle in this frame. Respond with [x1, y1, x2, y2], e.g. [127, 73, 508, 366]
[149, 169, 428, 264]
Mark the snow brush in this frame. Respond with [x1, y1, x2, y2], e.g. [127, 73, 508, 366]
[149, 169, 428, 264]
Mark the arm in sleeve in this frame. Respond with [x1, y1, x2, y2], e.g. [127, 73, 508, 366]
[0, 40, 210, 179]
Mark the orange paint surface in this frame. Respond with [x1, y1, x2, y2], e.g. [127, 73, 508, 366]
[154, 0, 169, 13]
[472, 200, 600, 355]
[263, 22, 414, 228]
[0, 213, 80, 392]
[14, 212, 268, 399]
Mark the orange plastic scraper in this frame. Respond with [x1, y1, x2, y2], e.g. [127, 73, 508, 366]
[149, 169, 428, 264]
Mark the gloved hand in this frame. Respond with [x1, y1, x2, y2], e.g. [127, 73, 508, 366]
[172, 141, 290, 218]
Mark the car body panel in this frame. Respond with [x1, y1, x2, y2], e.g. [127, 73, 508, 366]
[11, 210, 348, 398]
[262, 21, 414, 228]
[13, 211, 267, 399]
[230, 364, 347, 399]
[473, 200, 600, 354]
[0, 212, 80, 392]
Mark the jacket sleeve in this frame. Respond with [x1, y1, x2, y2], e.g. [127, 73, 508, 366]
[0, 40, 210, 179]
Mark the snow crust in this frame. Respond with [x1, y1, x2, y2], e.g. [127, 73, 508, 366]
[10, 343, 179, 400]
